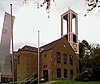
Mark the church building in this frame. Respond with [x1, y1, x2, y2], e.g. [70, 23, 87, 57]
[16, 9, 79, 82]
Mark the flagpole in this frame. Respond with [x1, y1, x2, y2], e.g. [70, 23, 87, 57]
[38, 30, 40, 84]
[10, 4, 15, 84]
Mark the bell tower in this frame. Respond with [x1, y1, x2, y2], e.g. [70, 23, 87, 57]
[61, 9, 79, 54]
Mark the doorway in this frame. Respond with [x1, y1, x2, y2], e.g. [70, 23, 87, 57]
[43, 70, 48, 81]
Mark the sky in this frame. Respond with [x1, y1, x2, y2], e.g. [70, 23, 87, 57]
[0, 0, 100, 51]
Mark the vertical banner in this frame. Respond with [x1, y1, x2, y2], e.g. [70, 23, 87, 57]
[0, 12, 15, 77]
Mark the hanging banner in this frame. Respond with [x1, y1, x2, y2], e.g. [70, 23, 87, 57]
[0, 12, 15, 77]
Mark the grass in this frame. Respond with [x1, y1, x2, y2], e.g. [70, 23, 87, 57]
[51, 80, 100, 84]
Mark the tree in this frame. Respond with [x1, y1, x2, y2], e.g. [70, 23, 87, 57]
[23, 0, 100, 17]
[84, 0, 100, 16]
[89, 44, 100, 80]
[79, 40, 91, 72]
[79, 40, 100, 81]
[23, 0, 55, 18]
[23, 0, 55, 10]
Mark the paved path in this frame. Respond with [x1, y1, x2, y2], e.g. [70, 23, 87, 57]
[41, 81, 56, 84]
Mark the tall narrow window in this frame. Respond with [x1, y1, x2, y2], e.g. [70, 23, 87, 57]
[57, 68, 61, 78]
[70, 70, 73, 79]
[18, 56, 20, 64]
[44, 54, 47, 58]
[64, 69, 67, 78]
[56, 52, 61, 63]
[63, 53, 67, 64]
[70, 55, 73, 65]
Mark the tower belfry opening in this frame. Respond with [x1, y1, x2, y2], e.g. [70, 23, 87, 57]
[61, 9, 78, 54]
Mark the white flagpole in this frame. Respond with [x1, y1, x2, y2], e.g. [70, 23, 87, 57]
[10, 4, 15, 84]
[38, 30, 40, 84]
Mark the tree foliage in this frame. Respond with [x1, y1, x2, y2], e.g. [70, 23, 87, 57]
[23, 0, 55, 10]
[23, 0, 55, 18]
[23, 0, 100, 17]
[79, 40, 100, 80]
[79, 40, 91, 72]
[84, 0, 100, 16]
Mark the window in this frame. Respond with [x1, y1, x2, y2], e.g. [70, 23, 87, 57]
[18, 56, 20, 64]
[64, 69, 67, 78]
[56, 52, 61, 63]
[44, 54, 47, 58]
[73, 34, 76, 43]
[70, 55, 73, 65]
[70, 70, 73, 79]
[44, 65, 47, 68]
[63, 53, 67, 64]
[57, 68, 61, 78]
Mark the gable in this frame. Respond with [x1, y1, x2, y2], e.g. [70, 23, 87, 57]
[52, 36, 76, 55]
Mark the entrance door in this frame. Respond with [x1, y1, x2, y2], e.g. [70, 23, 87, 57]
[43, 70, 48, 81]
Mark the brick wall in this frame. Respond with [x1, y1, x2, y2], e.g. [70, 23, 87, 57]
[17, 48, 38, 81]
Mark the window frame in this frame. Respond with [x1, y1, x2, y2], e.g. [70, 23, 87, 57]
[44, 54, 47, 58]
[63, 53, 67, 64]
[18, 56, 20, 64]
[64, 69, 67, 78]
[70, 69, 73, 79]
[56, 52, 61, 63]
[69, 55, 73, 65]
[57, 68, 61, 78]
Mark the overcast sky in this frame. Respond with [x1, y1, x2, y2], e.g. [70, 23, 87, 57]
[0, 0, 100, 51]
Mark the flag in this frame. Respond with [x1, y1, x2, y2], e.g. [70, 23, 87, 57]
[0, 12, 15, 78]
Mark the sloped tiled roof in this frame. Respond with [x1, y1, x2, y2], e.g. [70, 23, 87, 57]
[18, 45, 38, 52]
[40, 34, 68, 51]
[40, 39, 60, 51]
[18, 34, 69, 52]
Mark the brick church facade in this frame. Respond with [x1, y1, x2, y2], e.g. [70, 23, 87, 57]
[17, 35, 79, 81]
[16, 9, 79, 82]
